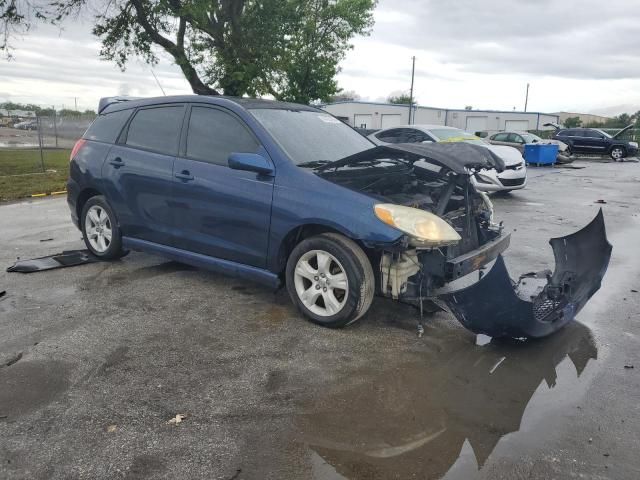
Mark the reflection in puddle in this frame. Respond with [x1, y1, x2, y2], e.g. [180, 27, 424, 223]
[298, 322, 597, 479]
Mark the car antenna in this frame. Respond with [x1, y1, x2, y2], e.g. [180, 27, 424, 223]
[150, 69, 167, 96]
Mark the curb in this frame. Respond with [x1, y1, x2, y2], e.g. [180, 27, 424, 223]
[31, 190, 67, 198]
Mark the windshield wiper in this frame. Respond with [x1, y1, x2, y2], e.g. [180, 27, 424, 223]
[297, 160, 332, 169]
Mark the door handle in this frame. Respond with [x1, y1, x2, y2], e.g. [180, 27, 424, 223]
[175, 170, 194, 181]
[109, 157, 125, 168]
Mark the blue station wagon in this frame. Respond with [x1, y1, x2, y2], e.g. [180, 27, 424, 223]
[67, 95, 611, 338]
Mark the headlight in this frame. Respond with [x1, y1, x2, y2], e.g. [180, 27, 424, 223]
[629, 141, 638, 148]
[374, 204, 461, 248]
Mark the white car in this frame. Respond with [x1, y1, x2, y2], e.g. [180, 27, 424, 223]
[368, 125, 527, 192]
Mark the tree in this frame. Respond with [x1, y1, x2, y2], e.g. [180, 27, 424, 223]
[2, 0, 377, 103]
[326, 89, 361, 103]
[563, 116, 582, 128]
[388, 93, 413, 105]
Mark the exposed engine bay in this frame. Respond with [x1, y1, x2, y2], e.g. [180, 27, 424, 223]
[317, 143, 612, 339]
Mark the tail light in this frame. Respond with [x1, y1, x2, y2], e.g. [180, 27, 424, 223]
[70, 139, 87, 162]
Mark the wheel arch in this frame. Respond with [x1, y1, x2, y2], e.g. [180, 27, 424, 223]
[609, 143, 627, 153]
[76, 187, 104, 222]
[274, 223, 374, 280]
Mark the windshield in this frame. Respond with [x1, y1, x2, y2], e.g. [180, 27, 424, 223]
[430, 128, 479, 142]
[250, 109, 374, 165]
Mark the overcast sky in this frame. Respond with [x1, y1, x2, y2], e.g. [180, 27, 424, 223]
[1, 0, 639, 115]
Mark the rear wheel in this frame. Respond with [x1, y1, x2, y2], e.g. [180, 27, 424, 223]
[81, 196, 126, 260]
[286, 233, 374, 328]
[610, 146, 626, 161]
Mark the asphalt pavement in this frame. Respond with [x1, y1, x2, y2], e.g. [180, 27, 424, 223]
[1, 160, 639, 479]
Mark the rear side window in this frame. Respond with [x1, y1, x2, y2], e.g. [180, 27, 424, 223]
[125, 106, 184, 155]
[185, 106, 260, 165]
[84, 109, 131, 143]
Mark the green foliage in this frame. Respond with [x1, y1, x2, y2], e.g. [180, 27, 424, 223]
[388, 93, 413, 105]
[563, 116, 582, 128]
[14, 0, 375, 103]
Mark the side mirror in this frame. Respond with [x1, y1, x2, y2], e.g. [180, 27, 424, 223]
[228, 153, 274, 176]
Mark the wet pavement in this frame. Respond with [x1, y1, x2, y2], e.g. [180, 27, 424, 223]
[1, 161, 639, 479]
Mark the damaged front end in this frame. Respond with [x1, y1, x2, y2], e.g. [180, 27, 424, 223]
[319, 143, 612, 339]
[441, 210, 612, 338]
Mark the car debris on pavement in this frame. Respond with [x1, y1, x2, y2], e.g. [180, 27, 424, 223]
[6, 249, 99, 273]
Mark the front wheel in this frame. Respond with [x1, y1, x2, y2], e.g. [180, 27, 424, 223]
[81, 196, 126, 260]
[286, 233, 375, 328]
[610, 146, 626, 161]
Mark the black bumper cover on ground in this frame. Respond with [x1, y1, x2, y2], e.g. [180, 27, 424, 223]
[440, 210, 612, 338]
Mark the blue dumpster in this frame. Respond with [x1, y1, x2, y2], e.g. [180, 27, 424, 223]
[524, 144, 558, 166]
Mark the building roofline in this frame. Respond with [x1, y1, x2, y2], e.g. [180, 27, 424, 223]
[320, 100, 558, 117]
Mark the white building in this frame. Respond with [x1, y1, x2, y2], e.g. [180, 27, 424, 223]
[320, 101, 560, 133]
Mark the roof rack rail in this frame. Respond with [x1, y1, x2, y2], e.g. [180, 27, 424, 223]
[98, 96, 141, 114]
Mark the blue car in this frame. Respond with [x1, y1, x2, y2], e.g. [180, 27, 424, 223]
[67, 96, 611, 338]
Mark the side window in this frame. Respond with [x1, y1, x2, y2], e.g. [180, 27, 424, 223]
[125, 106, 184, 155]
[507, 133, 524, 143]
[406, 130, 430, 143]
[84, 109, 132, 143]
[376, 129, 401, 143]
[186, 106, 260, 165]
[493, 133, 509, 142]
[584, 130, 602, 138]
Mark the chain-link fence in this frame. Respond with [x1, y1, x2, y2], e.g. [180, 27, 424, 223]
[0, 113, 95, 201]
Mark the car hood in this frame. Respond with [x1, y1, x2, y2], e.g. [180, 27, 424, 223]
[480, 144, 524, 166]
[321, 143, 505, 174]
[612, 124, 635, 139]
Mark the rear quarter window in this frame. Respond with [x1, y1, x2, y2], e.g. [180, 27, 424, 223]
[83, 109, 132, 143]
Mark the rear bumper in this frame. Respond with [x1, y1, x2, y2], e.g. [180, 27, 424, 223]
[66, 178, 80, 229]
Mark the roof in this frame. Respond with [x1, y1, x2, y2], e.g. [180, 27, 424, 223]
[99, 95, 320, 114]
[321, 100, 558, 117]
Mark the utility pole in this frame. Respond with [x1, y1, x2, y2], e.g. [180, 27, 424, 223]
[408, 56, 416, 124]
[74, 97, 78, 111]
[524, 83, 530, 112]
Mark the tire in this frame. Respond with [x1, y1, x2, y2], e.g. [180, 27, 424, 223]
[285, 233, 375, 328]
[563, 145, 572, 156]
[81, 196, 126, 260]
[610, 146, 626, 161]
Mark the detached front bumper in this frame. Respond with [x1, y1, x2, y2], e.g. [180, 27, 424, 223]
[440, 210, 612, 338]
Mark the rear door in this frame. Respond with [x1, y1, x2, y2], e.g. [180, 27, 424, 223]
[103, 104, 185, 245]
[171, 105, 274, 268]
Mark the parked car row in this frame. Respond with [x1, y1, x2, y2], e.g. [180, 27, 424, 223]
[367, 125, 527, 193]
[67, 95, 612, 340]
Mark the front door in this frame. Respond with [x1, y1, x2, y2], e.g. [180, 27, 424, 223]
[102, 104, 185, 245]
[171, 105, 274, 269]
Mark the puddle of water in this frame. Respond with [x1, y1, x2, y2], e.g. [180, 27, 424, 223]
[296, 322, 597, 480]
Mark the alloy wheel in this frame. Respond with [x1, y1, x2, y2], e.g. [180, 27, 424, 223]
[85, 205, 113, 253]
[294, 250, 349, 317]
[611, 147, 624, 161]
